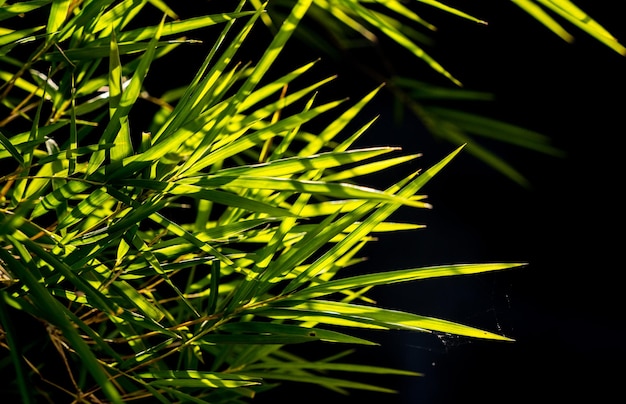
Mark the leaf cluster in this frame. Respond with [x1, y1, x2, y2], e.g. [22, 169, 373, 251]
[0, 1, 562, 403]
[253, 0, 624, 185]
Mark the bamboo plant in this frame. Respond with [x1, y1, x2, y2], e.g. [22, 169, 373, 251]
[0, 1, 616, 403]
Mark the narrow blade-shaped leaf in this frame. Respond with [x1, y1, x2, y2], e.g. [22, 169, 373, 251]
[251, 300, 513, 340]
[294, 263, 526, 299]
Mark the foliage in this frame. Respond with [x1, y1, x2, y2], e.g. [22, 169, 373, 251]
[253, 0, 624, 185]
[0, 0, 617, 403]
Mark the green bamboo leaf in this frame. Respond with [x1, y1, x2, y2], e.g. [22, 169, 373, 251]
[147, 0, 178, 19]
[252, 300, 512, 341]
[0, 122, 68, 158]
[109, 29, 133, 162]
[311, 0, 377, 42]
[116, 12, 257, 42]
[294, 263, 526, 299]
[321, 154, 421, 182]
[429, 123, 530, 186]
[537, 0, 626, 54]
[270, 92, 318, 160]
[10, 88, 47, 206]
[0, 136, 102, 165]
[112, 277, 166, 323]
[237, 370, 398, 393]
[512, 0, 574, 42]
[137, 370, 261, 388]
[87, 16, 165, 175]
[244, 360, 421, 376]
[44, 40, 194, 62]
[0, 1, 50, 22]
[56, 187, 109, 231]
[206, 260, 220, 315]
[392, 77, 494, 101]
[342, 3, 461, 85]
[46, 0, 70, 36]
[426, 107, 564, 156]
[296, 200, 375, 217]
[214, 148, 397, 178]
[416, 0, 488, 25]
[0, 68, 49, 108]
[115, 179, 296, 218]
[225, 207, 342, 310]
[232, 221, 423, 245]
[114, 310, 179, 338]
[0, 25, 45, 47]
[182, 175, 426, 208]
[359, 0, 433, 32]
[148, 378, 259, 388]
[149, 220, 276, 257]
[31, 179, 92, 219]
[21, 141, 66, 215]
[108, 29, 123, 114]
[0, 129, 24, 165]
[201, 321, 376, 345]
[237, 0, 314, 106]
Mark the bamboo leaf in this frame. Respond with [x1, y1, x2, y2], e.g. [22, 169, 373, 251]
[342, 3, 461, 85]
[87, 16, 164, 175]
[512, 0, 574, 42]
[31, 179, 92, 219]
[214, 148, 398, 178]
[294, 263, 526, 299]
[46, 0, 70, 36]
[0, 25, 45, 47]
[0, 129, 24, 165]
[416, 0, 488, 25]
[251, 300, 513, 341]
[244, 360, 421, 376]
[137, 371, 261, 388]
[115, 179, 297, 217]
[181, 175, 429, 208]
[202, 321, 377, 345]
[0, 1, 50, 21]
[321, 154, 421, 182]
[117, 12, 257, 42]
[426, 107, 564, 156]
[237, 370, 399, 393]
[537, 0, 626, 54]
